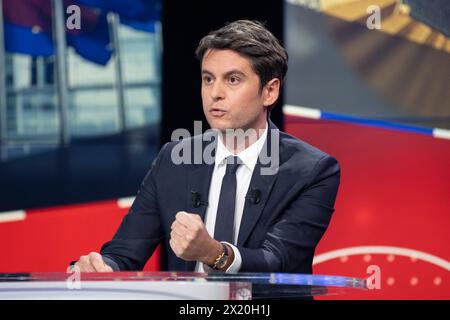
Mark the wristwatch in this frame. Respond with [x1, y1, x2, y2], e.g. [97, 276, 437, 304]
[209, 243, 229, 270]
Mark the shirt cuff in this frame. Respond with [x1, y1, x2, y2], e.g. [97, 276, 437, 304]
[223, 242, 242, 273]
[102, 255, 120, 271]
[203, 242, 242, 273]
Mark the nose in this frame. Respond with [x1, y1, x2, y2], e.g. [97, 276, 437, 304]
[210, 80, 225, 101]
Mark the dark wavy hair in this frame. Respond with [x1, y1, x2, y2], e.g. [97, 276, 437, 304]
[195, 20, 288, 93]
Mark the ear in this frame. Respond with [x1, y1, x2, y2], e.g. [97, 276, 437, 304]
[262, 78, 280, 107]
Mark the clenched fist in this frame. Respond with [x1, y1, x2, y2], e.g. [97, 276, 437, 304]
[69, 252, 113, 273]
[169, 211, 222, 265]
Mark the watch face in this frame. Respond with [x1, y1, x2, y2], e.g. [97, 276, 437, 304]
[216, 254, 228, 269]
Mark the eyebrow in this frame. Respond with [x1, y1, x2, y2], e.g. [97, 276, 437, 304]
[201, 69, 247, 78]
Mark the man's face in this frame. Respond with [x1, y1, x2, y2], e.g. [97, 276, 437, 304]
[201, 49, 269, 132]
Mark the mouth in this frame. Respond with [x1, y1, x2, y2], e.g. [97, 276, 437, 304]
[209, 108, 227, 117]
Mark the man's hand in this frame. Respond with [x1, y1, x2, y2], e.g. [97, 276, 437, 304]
[69, 252, 113, 273]
[170, 211, 222, 265]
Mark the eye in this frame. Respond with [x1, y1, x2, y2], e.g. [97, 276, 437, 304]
[203, 75, 213, 85]
[228, 75, 241, 85]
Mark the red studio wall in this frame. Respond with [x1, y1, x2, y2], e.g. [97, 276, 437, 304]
[0, 199, 160, 273]
[285, 115, 450, 299]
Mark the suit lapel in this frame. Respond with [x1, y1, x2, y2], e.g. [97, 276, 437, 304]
[237, 121, 280, 246]
[185, 164, 212, 271]
[237, 165, 278, 246]
[185, 130, 218, 220]
[186, 163, 215, 220]
[184, 133, 217, 272]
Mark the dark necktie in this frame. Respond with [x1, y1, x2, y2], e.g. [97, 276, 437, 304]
[214, 156, 242, 243]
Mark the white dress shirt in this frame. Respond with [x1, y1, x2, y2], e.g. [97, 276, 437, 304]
[195, 122, 268, 273]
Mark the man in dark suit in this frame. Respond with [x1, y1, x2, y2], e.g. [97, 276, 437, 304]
[72, 20, 340, 273]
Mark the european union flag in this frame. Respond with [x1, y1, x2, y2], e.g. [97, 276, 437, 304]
[2, 0, 54, 57]
[2, 0, 111, 65]
[64, 2, 111, 65]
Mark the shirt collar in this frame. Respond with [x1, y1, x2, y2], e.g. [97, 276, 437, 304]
[215, 122, 268, 171]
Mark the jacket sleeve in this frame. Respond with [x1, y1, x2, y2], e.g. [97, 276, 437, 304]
[100, 143, 170, 271]
[237, 155, 341, 273]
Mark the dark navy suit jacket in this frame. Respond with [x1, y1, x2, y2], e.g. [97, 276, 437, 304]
[100, 121, 340, 273]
